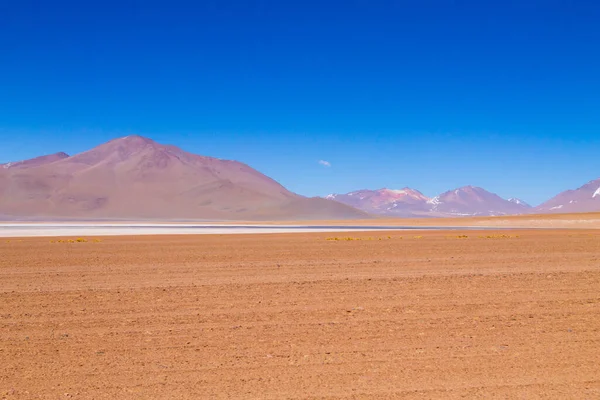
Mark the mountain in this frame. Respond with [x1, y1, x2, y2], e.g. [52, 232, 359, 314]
[1, 152, 69, 170]
[508, 198, 531, 207]
[0, 135, 369, 220]
[328, 186, 532, 217]
[326, 188, 431, 217]
[428, 186, 532, 216]
[535, 178, 600, 213]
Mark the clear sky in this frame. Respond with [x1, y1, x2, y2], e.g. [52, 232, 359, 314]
[1, 1, 599, 206]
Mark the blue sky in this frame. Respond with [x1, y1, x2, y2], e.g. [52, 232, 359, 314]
[1, 1, 599, 205]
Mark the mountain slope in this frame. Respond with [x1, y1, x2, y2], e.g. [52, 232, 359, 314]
[536, 178, 600, 213]
[0, 135, 369, 220]
[1, 152, 69, 170]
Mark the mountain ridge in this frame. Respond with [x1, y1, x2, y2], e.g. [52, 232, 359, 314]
[3, 135, 600, 218]
[327, 185, 533, 217]
[0, 135, 369, 220]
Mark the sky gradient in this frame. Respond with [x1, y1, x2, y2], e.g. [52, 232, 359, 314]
[1, 1, 599, 205]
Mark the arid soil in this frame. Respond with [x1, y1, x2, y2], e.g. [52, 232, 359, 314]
[1, 230, 600, 399]
[253, 212, 600, 229]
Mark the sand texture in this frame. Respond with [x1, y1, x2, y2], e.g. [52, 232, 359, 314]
[1, 230, 599, 398]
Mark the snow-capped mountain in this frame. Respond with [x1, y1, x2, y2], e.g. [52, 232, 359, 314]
[535, 178, 600, 213]
[327, 186, 532, 217]
[326, 188, 431, 216]
[428, 186, 532, 216]
[508, 198, 531, 207]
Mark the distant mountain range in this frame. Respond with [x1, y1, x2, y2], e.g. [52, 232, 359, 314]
[0, 135, 367, 220]
[326, 186, 531, 217]
[326, 179, 600, 217]
[1, 135, 599, 220]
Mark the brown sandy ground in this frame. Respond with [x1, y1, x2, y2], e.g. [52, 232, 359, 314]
[1, 230, 600, 399]
[252, 211, 600, 229]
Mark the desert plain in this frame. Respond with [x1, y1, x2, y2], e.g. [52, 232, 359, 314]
[1, 223, 600, 398]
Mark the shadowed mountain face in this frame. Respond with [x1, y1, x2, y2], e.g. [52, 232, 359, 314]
[0, 136, 368, 220]
[535, 178, 600, 213]
[328, 186, 532, 217]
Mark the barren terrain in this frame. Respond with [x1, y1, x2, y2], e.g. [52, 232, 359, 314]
[1, 230, 600, 398]
[253, 212, 600, 229]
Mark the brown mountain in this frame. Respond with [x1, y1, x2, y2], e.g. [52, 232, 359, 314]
[0, 135, 368, 220]
[535, 178, 600, 213]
